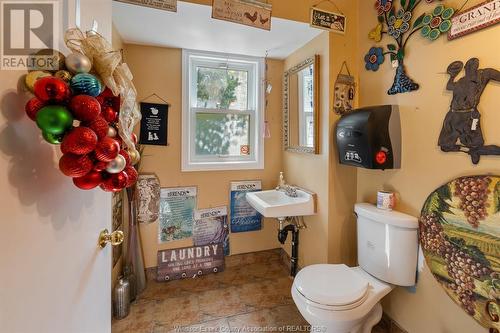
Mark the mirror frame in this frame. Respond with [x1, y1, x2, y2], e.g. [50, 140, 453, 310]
[283, 55, 320, 154]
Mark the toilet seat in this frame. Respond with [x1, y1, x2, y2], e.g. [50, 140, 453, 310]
[293, 264, 370, 311]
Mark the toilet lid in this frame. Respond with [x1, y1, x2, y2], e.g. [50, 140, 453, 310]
[294, 264, 369, 306]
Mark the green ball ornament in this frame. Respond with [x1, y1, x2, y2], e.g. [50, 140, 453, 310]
[42, 131, 64, 144]
[36, 105, 73, 135]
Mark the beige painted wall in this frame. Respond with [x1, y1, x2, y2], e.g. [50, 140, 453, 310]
[357, 0, 499, 332]
[124, 44, 284, 268]
[283, 32, 330, 266]
[327, 1, 359, 266]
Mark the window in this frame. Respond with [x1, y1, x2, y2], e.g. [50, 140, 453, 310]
[182, 50, 264, 171]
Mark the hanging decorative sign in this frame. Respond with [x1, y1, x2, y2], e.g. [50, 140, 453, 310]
[114, 0, 177, 12]
[212, 0, 272, 31]
[158, 187, 197, 243]
[364, 2, 455, 95]
[157, 243, 225, 281]
[193, 206, 230, 256]
[419, 175, 500, 331]
[333, 61, 355, 115]
[136, 173, 161, 224]
[310, 7, 346, 34]
[230, 181, 262, 233]
[139, 102, 168, 146]
[439, 58, 500, 164]
[449, 0, 500, 40]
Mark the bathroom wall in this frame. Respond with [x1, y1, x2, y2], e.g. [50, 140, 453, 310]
[281, 0, 360, 269]
[282, 32, 331, 266]
[124, 44, 284, 268]
[356, 0, 499, 332]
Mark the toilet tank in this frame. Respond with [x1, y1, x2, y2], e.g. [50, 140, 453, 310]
[354, 203, 418, 286]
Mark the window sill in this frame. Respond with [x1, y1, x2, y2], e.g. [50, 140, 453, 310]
[181, 160, 264, 172]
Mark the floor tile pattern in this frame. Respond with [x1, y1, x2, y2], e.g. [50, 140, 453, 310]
[113, 249, 390, 333]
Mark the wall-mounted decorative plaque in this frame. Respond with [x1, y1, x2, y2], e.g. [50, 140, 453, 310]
[419, 175, 500, 331]
[157, 244, 224, 281]
[114, 0, 177, 12]
[212, 0, 272, 30]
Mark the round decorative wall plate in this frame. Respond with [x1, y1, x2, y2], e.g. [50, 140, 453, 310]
[419, 175, 499, 331]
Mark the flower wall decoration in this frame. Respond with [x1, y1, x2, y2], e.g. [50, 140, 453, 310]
[365, 47, 385, 71]
[365, 0, 455, 95]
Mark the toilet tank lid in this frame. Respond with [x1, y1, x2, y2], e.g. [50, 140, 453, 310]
[354, 203, 418, 229]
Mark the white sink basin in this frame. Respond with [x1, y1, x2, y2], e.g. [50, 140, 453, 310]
[246, 189, 316, 218]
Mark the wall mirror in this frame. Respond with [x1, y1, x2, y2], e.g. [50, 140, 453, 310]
[283, 55, 320, 154]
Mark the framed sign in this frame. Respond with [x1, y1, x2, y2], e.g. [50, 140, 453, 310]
[157, 244, 225, 281]
[194, 206, 230, 256]
[230, 181, 262, 233]
[114, 0, 177, 12]
[158, 187, 197, 243]
[449, 0, 500, 40]
[310, 8, 346, 34]
[139, 102, 169, 146]
[212, 0, 272, 31]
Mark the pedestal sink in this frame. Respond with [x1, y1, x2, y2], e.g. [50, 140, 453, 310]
[245, 188, 316, 218]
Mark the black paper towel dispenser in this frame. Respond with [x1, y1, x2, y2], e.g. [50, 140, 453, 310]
[335, 105, 401, 170]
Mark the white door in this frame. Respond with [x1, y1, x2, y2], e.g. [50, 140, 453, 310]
[0, 1, 113, 332]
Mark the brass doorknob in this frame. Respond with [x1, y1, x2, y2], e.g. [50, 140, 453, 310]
[98, 229, 124, 249]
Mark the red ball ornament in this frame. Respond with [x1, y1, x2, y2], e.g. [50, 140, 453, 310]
[93, 161, 108, 172]
[61, 126, 98, 155]
[102, 106, 118, 123]
[96, 88, 120, 110]
[131, 133, 138, 145]
[25, 97, 46, 121]
[83, 116, 108, 139]
[73, 171, 103, 190]
[69, 95, 101, 122]
[101, 171, 128, 192]
[33, 77, 71, 104]
[119, 150, 131, 165]
[124, 166, 138, 187]
[59, 154, 93, 177]
[94, 137, 120, 162]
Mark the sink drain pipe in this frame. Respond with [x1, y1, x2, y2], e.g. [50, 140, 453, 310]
[278, 224, 299, 277]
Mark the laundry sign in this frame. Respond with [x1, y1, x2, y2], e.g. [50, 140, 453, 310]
[139, 102, 168, 146]
[212, 0, 272, 31]
[114, 0, 177, 12]
[449, 0, 500, 40]
[157, 244, 225, 281]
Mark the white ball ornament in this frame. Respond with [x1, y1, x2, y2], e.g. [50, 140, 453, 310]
[106, 154, 126, 174]
[65, 53, 92, 74]
[107, 126, 117, 138]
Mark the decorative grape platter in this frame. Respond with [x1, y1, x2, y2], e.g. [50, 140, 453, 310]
[419, 175, 500, 331]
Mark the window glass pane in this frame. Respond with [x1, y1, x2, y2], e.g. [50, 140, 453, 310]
[195, 113, 250, 157]
[196, 67, 248, 110]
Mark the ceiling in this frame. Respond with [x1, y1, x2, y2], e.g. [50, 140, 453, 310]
[112, 1, 322, 59]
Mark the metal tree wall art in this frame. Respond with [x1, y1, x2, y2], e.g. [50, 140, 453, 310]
[439, 58, 500, 164]
[365, 0, 455, 95]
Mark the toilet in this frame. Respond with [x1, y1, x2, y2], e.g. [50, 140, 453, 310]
[291, 203, 419, 333]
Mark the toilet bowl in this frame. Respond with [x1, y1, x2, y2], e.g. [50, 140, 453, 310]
[292, 264, 393, 333]
[291, 204, 419, 333]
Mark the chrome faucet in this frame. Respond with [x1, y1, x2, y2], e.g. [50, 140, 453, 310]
[275, 172, 298, 197]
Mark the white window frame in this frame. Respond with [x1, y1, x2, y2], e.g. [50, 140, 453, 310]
[182, 49, 265, 172]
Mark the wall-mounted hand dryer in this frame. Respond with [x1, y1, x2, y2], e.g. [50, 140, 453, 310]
[335, 105, 401, 170]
